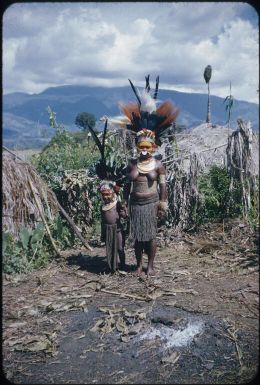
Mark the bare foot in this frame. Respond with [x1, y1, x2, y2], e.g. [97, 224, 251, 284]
[134, 266, 144, 276]
[147, 268, 156, 276]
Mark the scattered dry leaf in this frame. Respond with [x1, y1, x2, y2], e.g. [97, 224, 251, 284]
[161, 351, 180, 365]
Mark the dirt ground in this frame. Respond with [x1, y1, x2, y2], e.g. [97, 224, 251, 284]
[2, 219, 259, 384]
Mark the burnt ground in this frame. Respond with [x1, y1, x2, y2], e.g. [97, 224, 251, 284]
[2, 219, 259, 384]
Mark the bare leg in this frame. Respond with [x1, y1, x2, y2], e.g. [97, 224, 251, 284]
[134, 241, 144, 274]
[146, 239, 157, 276]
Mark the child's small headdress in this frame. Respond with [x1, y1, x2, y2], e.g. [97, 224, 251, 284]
[99, 180, 114, 191]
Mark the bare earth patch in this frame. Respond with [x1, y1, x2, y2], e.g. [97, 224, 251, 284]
[3, 219, 259, 384]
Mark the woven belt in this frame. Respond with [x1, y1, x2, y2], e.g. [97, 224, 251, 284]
[130, 192, 159, 206]
[132, 180, 158, 194]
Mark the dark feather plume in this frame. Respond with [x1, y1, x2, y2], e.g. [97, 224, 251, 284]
[145, 74, 150, 92]
[86, 123, 104, 159]
[153, 76, 159, 99]
[101, 118, 108, 154]
[128, 79, 141, 106]
[88, 119, 127, 184]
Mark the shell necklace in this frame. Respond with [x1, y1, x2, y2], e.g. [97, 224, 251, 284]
[137, 158, 156, 174]
[102, 198, 117, 211]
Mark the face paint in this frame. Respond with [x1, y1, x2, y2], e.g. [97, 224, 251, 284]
[136, 140, 154, 156]
[101, 190, 114, 203]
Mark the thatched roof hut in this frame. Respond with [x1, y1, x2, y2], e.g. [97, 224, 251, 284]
[3, 152, 59, 237]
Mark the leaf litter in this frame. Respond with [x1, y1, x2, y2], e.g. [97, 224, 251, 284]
[90, 306, 148, 341]
[2, 219, 259, 383]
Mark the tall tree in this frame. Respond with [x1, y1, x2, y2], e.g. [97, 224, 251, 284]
[203, 65, 212, 124]
[75, 112, 96, 131]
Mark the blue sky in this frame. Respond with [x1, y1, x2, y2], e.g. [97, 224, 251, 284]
[3, 2, 259, 103]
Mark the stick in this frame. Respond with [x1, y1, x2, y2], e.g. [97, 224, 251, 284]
[54, 197, 93, 251]
[225, 324, 243, 367]
[28, 177, 60, 256]
[3, 146, 25, 162]
[163, 289, 199, 295]
[100, 288, 147, 301]
[199, 142, 227, 153]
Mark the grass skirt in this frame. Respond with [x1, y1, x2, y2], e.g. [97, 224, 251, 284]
[130, 201, 158, 242]
[105, 224, 118, 271]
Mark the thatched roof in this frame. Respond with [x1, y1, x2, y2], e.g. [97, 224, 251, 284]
[3, 152, 59, 237]
[172, 122, 259, 174]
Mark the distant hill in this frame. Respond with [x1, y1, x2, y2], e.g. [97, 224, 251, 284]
[3, 85, 259, 149]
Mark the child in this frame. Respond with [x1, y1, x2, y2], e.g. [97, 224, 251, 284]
[99, 181, 127, 272]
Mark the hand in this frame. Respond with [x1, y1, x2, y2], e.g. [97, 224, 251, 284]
[157, 208, 166, 220]
[119, 204, 128, 218]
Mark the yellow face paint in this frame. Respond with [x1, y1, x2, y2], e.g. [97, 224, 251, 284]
[136, 140, 154, 154]
[101, 191, 114, 203]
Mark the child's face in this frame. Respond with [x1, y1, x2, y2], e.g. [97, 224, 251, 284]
[101, 190, 114, 204]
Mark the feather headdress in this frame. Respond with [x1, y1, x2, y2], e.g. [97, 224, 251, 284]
[119, 75, 179, 145]
[87, 119, 127, 191]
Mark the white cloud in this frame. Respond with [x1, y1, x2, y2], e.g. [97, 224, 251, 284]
[3, 2, 259, 103]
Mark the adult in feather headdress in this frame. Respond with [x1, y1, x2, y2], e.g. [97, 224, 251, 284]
[87, 119, 127, 272]
[116, 75, 179, 276]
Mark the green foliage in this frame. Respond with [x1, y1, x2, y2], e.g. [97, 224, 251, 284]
[198, 165, 243, 222]
[31, 109, 99, 190]
[70, 131, 90, 145]
[89, 183, 102, 237]
[3, 224, 48, 274]
[75, 112, 96, 131]
[3, 215, 76, 275]
[49, 215, 75, 248]
[104, 132, 126, 168]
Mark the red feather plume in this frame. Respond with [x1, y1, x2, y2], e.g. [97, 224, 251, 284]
[119, 102, 140, 122]
[156, 101, 179, 128]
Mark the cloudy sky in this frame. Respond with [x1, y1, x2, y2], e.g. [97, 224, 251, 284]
[3, 2, 259, 103]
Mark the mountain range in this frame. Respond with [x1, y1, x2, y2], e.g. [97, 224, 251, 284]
[3, 85, 259, 149]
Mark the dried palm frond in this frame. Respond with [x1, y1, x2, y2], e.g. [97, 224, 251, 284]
[2, 153, 59, 237]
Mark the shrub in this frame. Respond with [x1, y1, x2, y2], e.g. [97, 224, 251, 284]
[2, 215, 76, 274]
[3, 223, 48, 274]
[31, 108, 99, 190]
[198, 165, 243, 222]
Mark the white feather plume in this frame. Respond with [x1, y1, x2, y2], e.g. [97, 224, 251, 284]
[100, 115, 131, 129]
[139, 89, 157, 113]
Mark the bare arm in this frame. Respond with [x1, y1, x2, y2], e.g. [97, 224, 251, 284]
[122, 162, 133, 206]
[100, 209, 106, 242]
[123, 180, 131, 204]
[117, 202, 128, 218]
[157, 161, 167, 213]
